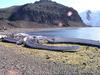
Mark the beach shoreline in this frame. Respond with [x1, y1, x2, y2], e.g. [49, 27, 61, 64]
[0, 28, 100, 75]
[0, 27, 88, 35]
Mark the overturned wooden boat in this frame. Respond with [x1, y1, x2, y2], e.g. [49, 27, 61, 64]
[23, 38, 79, 52]
[1, 36, 79, 52]
[1, 37, 20, 43]
[48, 37, 100, 47]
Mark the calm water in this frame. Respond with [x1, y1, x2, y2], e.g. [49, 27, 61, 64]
[27, 27, 100, 41]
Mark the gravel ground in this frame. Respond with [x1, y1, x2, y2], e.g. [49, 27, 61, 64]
[0, 45, 82, 75]
[0, 28, 100, 75]
[0, 45, 100, 75]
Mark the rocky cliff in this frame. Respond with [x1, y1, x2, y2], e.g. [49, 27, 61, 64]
[0, 0, 86, 28]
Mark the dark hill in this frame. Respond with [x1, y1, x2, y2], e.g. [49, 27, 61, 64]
[0, 0, 87, 29]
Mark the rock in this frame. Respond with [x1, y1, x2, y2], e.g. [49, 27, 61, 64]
[9, 1, 83, 25]
[0, 0, 86, 27]
[0, 35, 7, 39]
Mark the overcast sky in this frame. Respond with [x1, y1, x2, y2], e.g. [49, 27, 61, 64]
[0, 0, 100, 13]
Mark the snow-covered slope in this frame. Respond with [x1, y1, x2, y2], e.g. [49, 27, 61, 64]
[80, 11, 100, 26]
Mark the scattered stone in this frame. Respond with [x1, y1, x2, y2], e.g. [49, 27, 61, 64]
[45, 55, 50, 59]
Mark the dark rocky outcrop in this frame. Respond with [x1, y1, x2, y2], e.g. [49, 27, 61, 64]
[0, 0, 86, 28]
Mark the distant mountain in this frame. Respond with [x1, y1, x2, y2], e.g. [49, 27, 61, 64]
[0, 0, 86, 29]
[80, 10, 100, 26]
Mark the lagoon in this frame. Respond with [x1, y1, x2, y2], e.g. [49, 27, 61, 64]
[27, 27, 100, 41]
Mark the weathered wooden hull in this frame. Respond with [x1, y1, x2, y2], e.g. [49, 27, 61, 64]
[48, 38, 100, 47]
[24, 39, 79, 52]
[1, 37, 19, 43]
